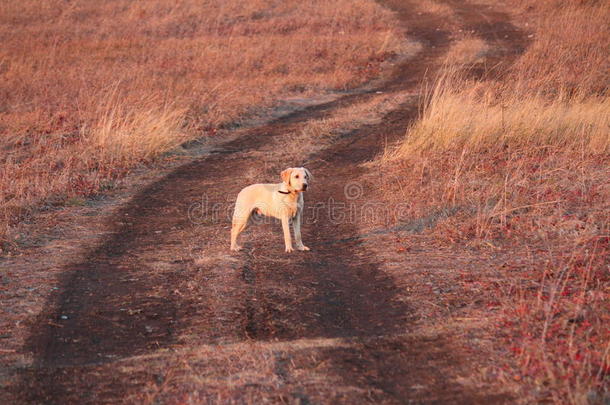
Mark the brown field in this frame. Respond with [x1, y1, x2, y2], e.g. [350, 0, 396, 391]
[380, 0, 609, 402]
[0, 0, 403, 248]
[1, 0, 608, 404]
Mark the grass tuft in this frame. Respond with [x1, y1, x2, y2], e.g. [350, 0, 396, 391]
[392, 69, 609, 156]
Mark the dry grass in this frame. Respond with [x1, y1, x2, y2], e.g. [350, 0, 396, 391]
[381, 1, 609, 403]
[507, 1, 609, 96]
[0, 0, 403, 249]
[393, 71, 609, 155]
[89, 97, 188, 165]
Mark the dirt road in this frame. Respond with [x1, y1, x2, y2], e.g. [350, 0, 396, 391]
[10, 1, 528, 403]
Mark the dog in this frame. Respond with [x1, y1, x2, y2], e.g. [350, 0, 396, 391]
[230, 167, 311, 252]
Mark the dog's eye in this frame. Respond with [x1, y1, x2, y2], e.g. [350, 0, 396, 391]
[295, 175, 299, 178]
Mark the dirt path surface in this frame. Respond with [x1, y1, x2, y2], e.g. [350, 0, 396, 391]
[8, 1, 528, 403]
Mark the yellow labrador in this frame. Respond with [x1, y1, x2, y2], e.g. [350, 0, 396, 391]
[231, 167, 311, 252]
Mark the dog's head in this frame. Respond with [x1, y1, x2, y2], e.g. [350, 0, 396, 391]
[281, 167, 312, 192]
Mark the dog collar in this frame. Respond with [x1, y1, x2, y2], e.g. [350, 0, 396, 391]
[278, 190, 292, 195]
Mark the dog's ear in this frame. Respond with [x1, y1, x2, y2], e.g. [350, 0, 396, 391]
[281, 168, 293, 185]
[303, 168, 312, 181]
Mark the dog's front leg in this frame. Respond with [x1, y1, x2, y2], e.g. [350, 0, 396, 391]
[293, 212, 309, 251]
[281, 216, 294, 252]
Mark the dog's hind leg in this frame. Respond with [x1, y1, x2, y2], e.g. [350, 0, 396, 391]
[230, 209, 250, 251]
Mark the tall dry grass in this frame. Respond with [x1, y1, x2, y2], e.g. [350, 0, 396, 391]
[0, 0, 403, 248]
[507, 1, 609, 96]
[383, 1, 609, 403]
[395, 70, 609, 155]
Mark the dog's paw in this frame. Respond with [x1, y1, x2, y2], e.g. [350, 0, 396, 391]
[230, 245, 242, 251]
[285, 246, 294, 253]
[297, 245, 310, 251]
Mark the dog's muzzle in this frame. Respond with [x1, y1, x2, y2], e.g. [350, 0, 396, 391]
[302, 184, 308, 191]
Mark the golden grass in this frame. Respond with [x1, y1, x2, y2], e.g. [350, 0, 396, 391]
[0, 0, 403, 247]
[508, 1, 609, 96]
[381, 1, 609, 403]
[88, 98, 188, 165]
[393, 71, 609, 156]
